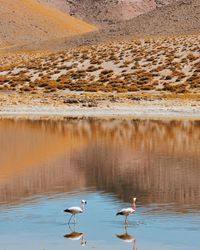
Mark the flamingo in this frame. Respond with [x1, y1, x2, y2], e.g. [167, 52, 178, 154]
[64, 200, 87, 224]
[116, 197, 136, 224]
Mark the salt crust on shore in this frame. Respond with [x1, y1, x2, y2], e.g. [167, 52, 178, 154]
[0, 102, 200, 119]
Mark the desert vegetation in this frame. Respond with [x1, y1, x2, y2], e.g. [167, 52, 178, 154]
[0, 34, 200, 96]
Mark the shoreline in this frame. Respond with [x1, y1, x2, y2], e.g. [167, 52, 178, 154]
[0, 103, 200, 120]
[0, 92, 200, 120]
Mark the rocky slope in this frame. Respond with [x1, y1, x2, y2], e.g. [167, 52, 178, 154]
[155, 0, 180, 7]
[114, 0, 200, 36]
[39, 0, 182, 27]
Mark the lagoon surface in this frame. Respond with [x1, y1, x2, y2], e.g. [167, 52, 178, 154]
[0, 118, 199, 250]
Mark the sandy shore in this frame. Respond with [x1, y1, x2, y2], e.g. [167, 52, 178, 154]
[0, 102, 200, 119]
[0, 92, 199, 119]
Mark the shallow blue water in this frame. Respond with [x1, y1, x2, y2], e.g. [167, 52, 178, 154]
[0, 191, 199, 250]
[0, 118, 199, 250]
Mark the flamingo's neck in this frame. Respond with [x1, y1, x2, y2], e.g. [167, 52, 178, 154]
[132, 200, 136, 210]
[81, 203, 85, 211]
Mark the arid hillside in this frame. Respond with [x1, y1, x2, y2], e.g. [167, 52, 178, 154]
[9, 0, 200, 52]
[0, 0, 96, 48]
[39, 0, 181, 27]
[39, 0, 156, 26]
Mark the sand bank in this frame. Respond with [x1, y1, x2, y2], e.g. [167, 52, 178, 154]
[0, 92, 199, 119]
[0, 103, 200, 120]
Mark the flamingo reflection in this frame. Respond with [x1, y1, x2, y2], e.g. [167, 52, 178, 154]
[116, 225, 137, 250]
[64, 224, 86, 246]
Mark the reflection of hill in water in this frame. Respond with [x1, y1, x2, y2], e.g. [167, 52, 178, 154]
[0, 118, 199, 212]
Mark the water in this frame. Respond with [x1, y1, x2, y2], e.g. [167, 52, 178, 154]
[0, 118, 199, 250]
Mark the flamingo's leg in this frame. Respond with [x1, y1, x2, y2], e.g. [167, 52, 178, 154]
[125, 215, 128, 225]
[68, 214, 73, 224]
[73, 215, 76, 224]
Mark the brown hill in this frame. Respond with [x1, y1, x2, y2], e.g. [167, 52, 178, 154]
[32, 0, 200, 51]
[0, 0, 97, 48]
[1, 0, 200, 52]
